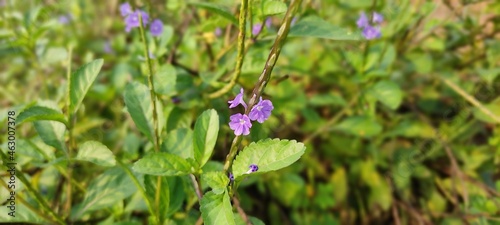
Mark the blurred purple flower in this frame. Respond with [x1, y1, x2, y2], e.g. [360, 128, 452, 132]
[214, 27, 222, 37]
[228, 173, 234, 181]
[120, 2, 132, 17]
[139, 10, 149, 25]
[229, 113, 252, 136]
[228, 88, 247, 109]
[356, 12, 369, 28]
[124, 11, 140, 32]
[246, 164, 259, 174]
[373, 12, 384, 24]
[172, 96, 181, 104]
[58, 14, 71, 24]
[362, 25, 381, 40]
[249, 97, 274, 123]
[265, 17, 272, 29]
[252, 23, 263, 36]
[149, 51, 155, 59]
[150, 19, 163, 37]
[291, 16, 298, 26]
[104, 41, 113, 54]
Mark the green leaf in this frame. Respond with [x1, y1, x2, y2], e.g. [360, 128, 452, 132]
[34, 120, 66, 152]
[71, 167, 137, 219]
[153, 64, 177, 96]
[124, 82, 157, 143]
[367, 80, 403, 110]
[334, 116, 382, 138]
[262, 1, 287, 16]
[201, 171, 229, 194]
[235, 214, 265, 225]
[133, 152, 193, 176]
[144, 175, 170, 222]
[69, 59, 104, 114]
[161, 128, 194, 159]
[189, 2, 238, 25]
[75, 141, 116, 167]
[232, 139, 306, 179]
[193, 109, 220, 168]
[289, 16, 361, 40]
[473, 101, 500, 124]
[200, 191, 235, 225]
[17, 105, 67, 125]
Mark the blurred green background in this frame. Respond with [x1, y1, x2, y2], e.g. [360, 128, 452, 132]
[1, 0, 500, 224]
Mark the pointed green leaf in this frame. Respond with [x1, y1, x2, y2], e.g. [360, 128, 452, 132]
[189, 2, 238, 25]
[71, 167, 137, 220]
[289, 16, 361, 40]
[69, 59, 104, 114]
[124, 82, 159, 143]
[201, 171, 229, 194]
[133, 152, 193, 176]
[232, 139, 306, 179]
[144, 175, 170, 222]
[17, 106, 68, 125]
[262, 1, 287, 16]
[161, 128, 194, 159]
[34, 120, 66, 152]
[193, 109, 220, 167]
[334, 116, 382, 138]
[75, 141, 116, 167]
[200, 191, 235, 225]
[153, 64, 177, 96]
[368, 80, 403, 110]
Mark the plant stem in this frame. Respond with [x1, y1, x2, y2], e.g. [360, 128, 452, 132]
[208, 0, 249, 99]
[138, 14, 162, 225]
[65, 46, 74, 220]
[0, 150, 65, 225]
[222, 0, 303, 173]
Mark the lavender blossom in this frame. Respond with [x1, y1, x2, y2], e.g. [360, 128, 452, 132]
[229, 113, 252, 136]
[58, 14, 71, 24]
[252, 23, 263, 36]
[246, 164, 259, 174]
[249, 97, 274, 123]
[120, 2, 132, 17]
[362, 25, 381, 40]
[356, 12, 369, 28]
[150, 19, 163, 37]
[372, 12, 384, 24]
[228, 173, 234, 181]
[214, 27, 222, 37]
[228, 88, 247, 109]
[265, 17, 272, 29]
[291, 17, 298, 26]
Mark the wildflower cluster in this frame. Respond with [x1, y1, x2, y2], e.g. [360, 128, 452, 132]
[228, 88, 274, 136]
[357, 12, 384, 40]
[119, 2, 163, 37]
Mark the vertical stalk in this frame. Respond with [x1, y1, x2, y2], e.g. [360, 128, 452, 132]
[208, 0, 249, 99]
[65, 46, 74, 220]
[138, 14, 162, 225]
[223, 0, 303, 173]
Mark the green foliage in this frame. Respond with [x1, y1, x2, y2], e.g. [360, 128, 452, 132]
[17, 106, 68, 125]
[133, 152, 195, 176]
[75, 141, 116, 167]
[289, 16, 361, 40]
[193, 109, 220, 167]
[69, 59, 104, 114]
[200, 191, 235, 225]
[232, 139, 305, 179]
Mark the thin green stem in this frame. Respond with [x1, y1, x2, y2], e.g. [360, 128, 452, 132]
[0, 150, 65, 225]
[208, 0, 249, 99]
[118, 160, 158, 224]
[222, 0, 303, 174]
[138, 14, 162, 225]
[65, 46, 74, 219]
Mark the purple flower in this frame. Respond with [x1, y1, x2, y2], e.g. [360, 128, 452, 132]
[252, 23, 263, 36]
[229, 113, 252, 136]
[228, 173, 234, 181]
[124, 11, 140, 32]
[372, 12, 384, 24]
[150, 19, 163, 37]
[249, 97, 273, 123]
[120, 2, 132, 17]
[246, 164, 258, 174]
[228, 88, 247, 109]
[362, 25, 381, 40]
[356, 12, 369, 28]
[265, 17, 272, 29]
[291, 17, 298, 26]
[58, 14, 71, 24]
[172, 96, 181, 104]
[139, 10, 149, 25]
[214, 27, 222, 37]
[104, 41, 113, 54]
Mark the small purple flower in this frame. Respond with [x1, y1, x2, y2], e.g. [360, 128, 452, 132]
[139, 10, 149, 25]
[172, 96, 181, 104]
[104, 41, 113, 54]
[362, 25, 381, 40]
[229, 113, 252, 136]
[228, 173, 234, 181]
[214, 27, 222, 37]
[58, 14, 71, 24]
[228, 88, 247, 109]
[372, 12, 384, 24]
[125, 11, 140, 32]
[120, 2, 132, 17]
[265, 17, 272, 29]
[356, 12, 369, 28]
[249, 97, 273, 123]
[246, 164, 258, 174]
[150, 19, 163, 37]
[291, 17, 298, 26]
[252, 23, 263, 36]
